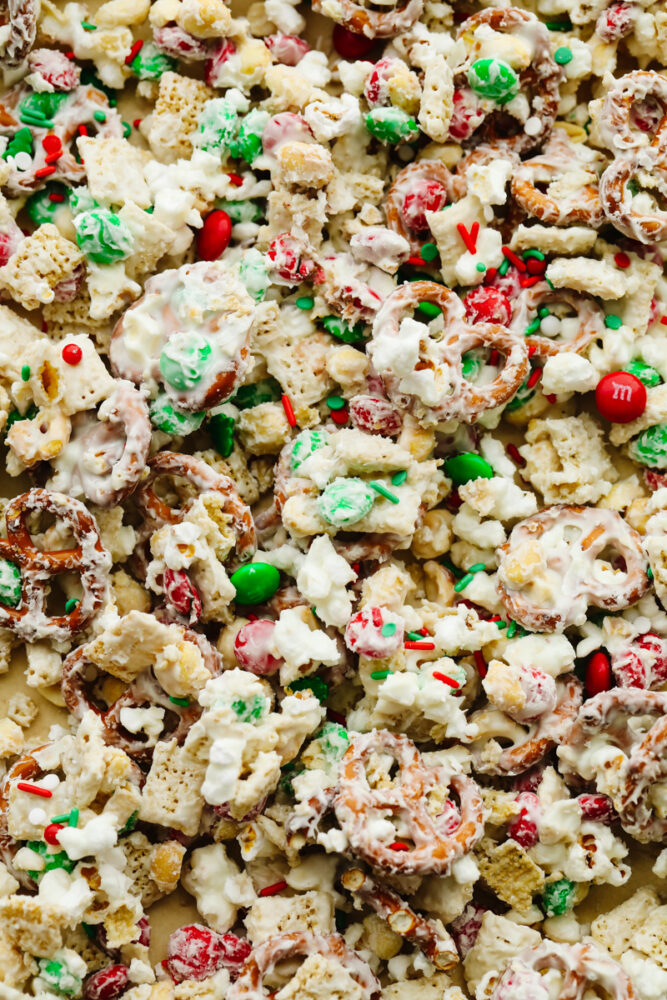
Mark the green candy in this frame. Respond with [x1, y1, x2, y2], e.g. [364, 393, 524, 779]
[505, 376, 536, 412]
[3, 126, 32, 161]
[74, 208, 133, 264]
[289, 676, 329, 703]
[26, 840, 76, 880]
[319, 477, 375, 527]
[462, 352, 482, 381]
[291, 429, 329, 470]
[69, 185, 98, 216]
[0, 559, 21, 608]
[318, 721, 350, 761]
[321, 315, 367, 343]
[230, 562, 281, 604]
[129, 41, 177, 79]
[38, 956, 82, 997]
[160, 333, 212, 391]
[541, 877, 576, 917]
[149, 394, 205, 435]
[219, 199, 263, 224]
[626, 359, 662, 388]
[365, 107, 420, 144]
[25, 184, 69, 226]
[230, 109, 270, 164]
[628, 423, 667, 469]
[197, 97, 239, 155]
[232, 693, 268, 722]
[468, 58, 520, 105]
[118, 810, 138, 835]
[5, 404, 37, 434]
[417, 301, 442, 319]
[239, 248, 269, 301]
[443, 452, 494, 485]
[20, 91, 68, 121]
[209, 411, 236, 457]
[233, 377, 282, 409]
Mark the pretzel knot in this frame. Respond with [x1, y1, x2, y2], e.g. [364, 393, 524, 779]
[3, 0, 38, 66]
[490, 940, 638, 1000]
[311, 0, 423, 39]
[497, 505, 649, 632]
[559, 689, 667, 843]
[136, 451, 256, 563]
[509, 283, 606, 358]
[385, 161, 466, 253]
[0, 489, 110, 642]
[227, 932, 381, 1000]
[511, 131, 605, 228]
[368, 281, 529, 426]
[333, 730, 484, 875]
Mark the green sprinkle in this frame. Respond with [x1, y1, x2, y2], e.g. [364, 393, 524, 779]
[538, 306, 550, 318]
[454, 572, 475, 593]
[525, 317, 541, 335]
[545, 18, 572, 30]
[370, 670, 392, 680]
[19, 113, 54, 128]
[476, 262, 486, 272]
[296, 296, 314, 310]
[169, 695, 190, 707]
[81, 20, 97, 29]
[468, 562, 486, 573]
[368, 481, 400, 504]
[407, 631, 424, 641]
[506, 620, 517, 638]
[49, 813, 70, 824]
[554, 47, 573, 64]
[68, 808, 79, 827]
[381, 622, 397, 637]
[122, 120, 131, 138]
[391, 470, 408, 486]
[495, 620, 507, 629]
[119, 810, 138, 836]
[93, 110, 106, 123]
[605, 314, 622, 329]
[416, 301, 441, 319]
[64, 598, 79, 613]
[498, 259, 511, 277]
[326, 395, 346, 411]
[420, 242, 438, 262]
[523, 249, 545, 261]
[648, 566, 654, 581]
[21, 365, 30, 381]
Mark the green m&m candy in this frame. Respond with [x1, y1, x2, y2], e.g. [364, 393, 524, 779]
[462, 352, 482, 381]
[229, 109, 270, 164]
[220, 199, 263, 224]
[289, 675, 329, 703]
[625, 359, 663, 388]
[0, 559, 21, 607]
[468, 58, 520, 105]
[319, 477, 375, 527]
[443, 452, 494, 485]
[239, 248, 269, 301]
[74, 208, 133, 264]
[38, 956, 82, 997]
[320, 315, 367, 343]
[628, 423, 667, 468]
[365, 107, 420, 144]
[209, 411, 236, 457]
[317, 721, 350, 762]
[232, 377, 282, 409]
[160, 333, 212, 391]
[541, 877, 576, 917]
[129, 41, 177, 79]
[197, 97, 239, 155]
[230, 562, 281, 604]
[149, 395, 205, 435]
[291, 429, 329, 470]
[26, 184, 69, 226]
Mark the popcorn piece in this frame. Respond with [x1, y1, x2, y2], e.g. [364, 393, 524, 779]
[520, 414, 618, 504]
[275, 141, 335, 188]
[463, 913, 541, 995]
[7, 693, 38, 728]
[0, 224, 83, 310]
[0, 717, 24, 758]
[0, 895, 72, 957]
[237, 402, 292, 455]
[541, 354, 599, 395]
[182, 843, 255, 933]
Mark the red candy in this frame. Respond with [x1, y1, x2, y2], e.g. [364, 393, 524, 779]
[611, 632, 667, 689]
[578, 794, 617, 824]
[464, 286, 512, 326]
[167, 925, 250, 983]
[234, 619, 284, 675]
[645, 469, 667, 491]
[43, 822, 63, 845]
[84, 965, 129, 1000]
[267, 233, 316, 284]
[364, 58, 398, 107]
[595, 371, 647, 424]
[262, 113, 313, 158]
[265, 34, 310, 66]
[449, 902, 488, 958]
[62, 343, 82, 365]
[28, 48, 81, 90]
[349, 394, 403, 436]
[401, 180, 448, 232]
[163, 567, 202, 623]
[197, 210, 232, 261]
[204, 39, 236, 87]
[153, 24, 210, 60]
[507, 791, 540, 849]
[332, 24, 375, 59]
[344, 606, 404, 659]
[525, 256, 546, 275]
[596, 1, 635, 42]
[218, 932, 253, 976]
[448, 87, 485, 141]
[585, 650, 612, 696]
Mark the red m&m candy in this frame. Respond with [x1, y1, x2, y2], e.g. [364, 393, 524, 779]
[196, 209, 232, 261]
[332, 24, 375, 59]
[585, 650, 612, 696]
[595, 371, 646, 423]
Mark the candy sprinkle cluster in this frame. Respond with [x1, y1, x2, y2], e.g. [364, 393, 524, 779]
[1, 1, 667, 999]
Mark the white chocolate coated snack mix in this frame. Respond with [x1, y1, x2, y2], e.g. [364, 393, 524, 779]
[3, 0, 667, 997]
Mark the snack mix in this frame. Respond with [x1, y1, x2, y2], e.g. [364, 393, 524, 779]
[2, 0, 667, 997]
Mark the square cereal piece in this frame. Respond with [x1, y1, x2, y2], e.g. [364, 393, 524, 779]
[476, 839, 545, 912]
[25, 641, 63, 689]
[384, 975, 458, 1000]
[245, 890, 334, 944]
[139, 739, 206, 836]
[591, 887, 660, 960]
[144, 72, 214, 163]
[26, 334, 115, 415]
[121, 831, 164, 907]
[0, 895, 71, 956]
[77, 136, 152, 208]
[7, 692, 38, 728]
[0, 717, 24, 758]
[631, 906, 667, 970]
[0, 224, 83, 310]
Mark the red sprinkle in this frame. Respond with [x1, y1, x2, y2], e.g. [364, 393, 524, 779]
[433, 670, 459, 687]
[227, 173, 243, 186]
[45, 151, 62, 164]
[371, 606, 383, 628]
[502, 246, 526, 272]
[44, 823, 64, 846]
[526, 367, 542, 389]
[330, 408, 349, 426]
[527, 344, 537, 357]
[506, 442, 525, 467]
[489, 349, 499, 367]
[457, 221, 479, 254]
[661, 316, 667, 326]
[34, 166, 56, 179]
[405, 641, 435, 650]
[520, 275, 542, 287]
[17, 782, 52, 798]
[125, 39, 144, 65]
[132, 118, 142, 128]
[407, 255, 426, 266]
[418, 627, 429, 636]
[65, 51, 75, 59]
[389, 842, 410, 851]
[62, 343, 82, 366]
[473, 650, 487, 679]
[545, 393, 557, 404]
[49, 192, 65, 202]
[259, 880, 288, 897]
[281, 394, 297, 428]
[614, 252, 631, 268]
[77, 124, 88, 137]
[327, 708, 346, 725]
[485, 267, 497, 283]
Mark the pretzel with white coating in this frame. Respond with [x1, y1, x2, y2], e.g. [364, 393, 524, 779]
[1, 0, 38, 66]
[0, 489, 110, 642]
[509, 283, 607, 358]
[334, 730, 484, 875]
[228, 931, 381, 999]
[311, 0, 423, 40]
[385, 160, 466, 254]
[511, 131, 605, 228]
[490, 939, 638, 1000]
[368, 281, 529, 426]
[497, 505, 649, 632]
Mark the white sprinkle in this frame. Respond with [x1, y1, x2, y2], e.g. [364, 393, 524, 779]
[41, 773, 60, 790]
[524, 116, 542, 137]
[13, 151, 32, 171]
[540, 316, 561, 336]
[29, 807, 47, 825]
